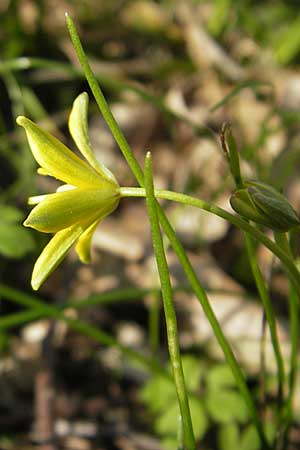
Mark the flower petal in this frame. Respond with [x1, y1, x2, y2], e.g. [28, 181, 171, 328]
[31, 224, 84, 290]
[75, 219, 99, 263]
[37, 168, 49, 176]
[24, 188, 120, 233]
[69, 92, 118, 185]
[28, 194, 49, 205]
[16, 116, 107, 188]
[56, 184, 76, 193]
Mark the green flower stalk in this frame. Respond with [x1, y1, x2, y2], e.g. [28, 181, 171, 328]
[17, 92, 120, 291]
[230, 180, 300, 232]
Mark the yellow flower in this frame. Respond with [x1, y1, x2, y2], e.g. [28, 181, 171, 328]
[17, 92, 120, 291]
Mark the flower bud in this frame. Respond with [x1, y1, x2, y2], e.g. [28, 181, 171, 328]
[230, 180, 300, 232]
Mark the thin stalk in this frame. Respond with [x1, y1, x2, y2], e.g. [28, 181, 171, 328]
[148, 292, 161, 355]
[0, 286, 191, 331]
[0, 309, 43, 328]
[177, 414, 184, 450]
[222, 127, 285, 411]
[66, 16, 270, 446]
[258, 310, 268, 417]
[0, 287, 153, 329]
[123, 199, 270, 445]
[245, 235, 285, 404]
[66, 13, 144, 187]
[154, 194, 269, 447]
[245, 236, 284, 450]
[274, 232, 299, 448]
[283, 282, 299, 448]
[144, 153, 195, 449]
[0, 283, 169, 380]
[121, 187, 300, 302]
[282, 283, 299, 448]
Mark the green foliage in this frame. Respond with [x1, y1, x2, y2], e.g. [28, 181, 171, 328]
[218, 423, 240, 450]
[208, 0, 232, 37]
[205, 364, 250, 426]
[218, 423, 259, 450]
[0, 205, 35, 258]
[139, 358, 261, 449]
[202, 1, 300, 66]
[206, 389, 249, 424]
[140, 356, 207, 449]
[218, 421, 277, 450]
[206, 362, 236, 389]
[1, 2, 300, 448]
[273, 14, 300, 65]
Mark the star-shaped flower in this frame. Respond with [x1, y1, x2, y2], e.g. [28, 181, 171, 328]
[17, 92, 120, 290]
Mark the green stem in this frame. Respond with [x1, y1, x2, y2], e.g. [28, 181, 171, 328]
[154, 191, 270, 447]
[124, 188, 287, 409]
[66, 14, 144, 187]
[222, 129, 285, 434]
[66, 16, 270, 446]
[177, 414, 184, 450]
[148, 292, 160, 355]
[144, 153, 195, 449]
[245, 235, 285, 414]
[0, 309, 43, 328]
[0, 283, 169, 380]
[283, 283, 299, 448]
[0, 286, 158, 329]
[121, 187, 300, 302]
[274, 232, 299, 448]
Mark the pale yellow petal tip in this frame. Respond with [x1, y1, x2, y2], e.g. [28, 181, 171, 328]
[23, 216, 38, 230]
[37, 167, 49, 176]
[76, 241, 91, 264]
[31, 268, 43, 290]
[75, 219, 98, 264]
[76, 91, 88, 103]
[16, 116, 28, 127]
[79, 254, 91, 264]
[31, 279, 40, 291]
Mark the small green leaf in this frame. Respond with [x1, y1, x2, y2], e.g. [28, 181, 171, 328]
[154, 399, 207, 444]
[206, 364, 236, 391]
[206, 390, 249, 424]
[162, 436, 177, 450]
[155, 401, 179, 436]
[189, 397, 208, 440]
[139, 374, 175, 414]
[265, 421, 277, 445]
[240, 424, 260, 450]
[218, 423, 239, 450]
[182, 355, 203, 391]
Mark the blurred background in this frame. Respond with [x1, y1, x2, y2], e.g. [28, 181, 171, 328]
[1, 1, 300, 449]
